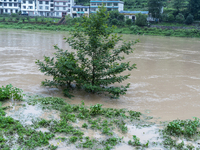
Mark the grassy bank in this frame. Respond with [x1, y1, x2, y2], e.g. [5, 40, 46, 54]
[0, 21, 200, 38]
[1, 85, 200, 149]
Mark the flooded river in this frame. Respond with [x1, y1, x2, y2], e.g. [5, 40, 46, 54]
[0, 29, 200, 121]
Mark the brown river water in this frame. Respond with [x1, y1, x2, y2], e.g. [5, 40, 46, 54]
[0, 29, 200, 122]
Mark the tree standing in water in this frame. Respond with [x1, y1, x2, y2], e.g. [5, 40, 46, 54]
[36, 6, 137, 98]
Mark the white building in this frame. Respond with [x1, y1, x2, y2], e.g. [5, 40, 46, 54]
[72, 5, 89, 18]
[90, 0, 124, 13]
[53, 0, 74, 17]
[37, 0, 51, 16]
[21, 0, 37, 15]
[0, 0, 21, 14]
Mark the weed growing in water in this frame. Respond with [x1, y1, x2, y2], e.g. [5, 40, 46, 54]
[164, 118, 200, 137]
[0, 84, 24, 101]
[82, 123, 88, 128]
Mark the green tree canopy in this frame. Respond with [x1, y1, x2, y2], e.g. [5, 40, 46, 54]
[188, 0, 200, 20]
[36, 6, 137, 98]
[135, 13, 147, 26]
[148, 0, 163, 18]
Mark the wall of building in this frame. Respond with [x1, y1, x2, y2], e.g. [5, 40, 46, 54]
[0, 0, 21, 14]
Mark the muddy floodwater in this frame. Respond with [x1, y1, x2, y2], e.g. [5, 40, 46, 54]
[0, 29, 200, 121]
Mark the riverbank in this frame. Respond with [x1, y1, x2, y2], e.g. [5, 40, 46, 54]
[0, 21, 200, 38]
[1, 92, 200, 150]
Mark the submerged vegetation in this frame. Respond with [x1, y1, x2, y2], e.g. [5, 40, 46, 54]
[1, 84, 200, 149]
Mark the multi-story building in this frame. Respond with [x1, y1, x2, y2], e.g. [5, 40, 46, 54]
[37, 0, 51, 16]
[90, 0, 124, 13]
[21, 0, 37, 15]
[72, 5, 89, 18]
[54, 0, 74, 17]
[0, 0, 21, 14]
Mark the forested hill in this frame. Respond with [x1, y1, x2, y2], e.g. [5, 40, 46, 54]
[75, 0, 200, 20]
[75, 0, 187, 11]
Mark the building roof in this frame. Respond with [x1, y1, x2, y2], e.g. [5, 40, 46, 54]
[119, 11, 149, 14]
[72, 5, 89, 8]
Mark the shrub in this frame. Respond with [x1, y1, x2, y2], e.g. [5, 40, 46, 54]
[26, 16, 30, 22]
[111, 18, 118, 25]
[11, 13, 18, 17]
[35, 17, 38, 22]
[185, 14, 194, 25]
[168, 14, 175, 22]
[21, 17, 25, 22]
[46, 22, 51, 27]
[126, 19, 132, 26]
[176, 13, 185, 23]
[0, 84, 23, 101]
[16, 16, 20, 21]
[161, 13, 168, 22]
[135, 13, 147, 26]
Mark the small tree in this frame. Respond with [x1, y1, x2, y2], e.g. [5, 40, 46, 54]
[176, 13, 185, 23]
[185, 14, 194, 25]
[135, 13, 147, 26]
[126, 19, 132, 26]
[111, 18, 118, 25]
[167, 14, 175, 22]
[36, 6, 137, 98]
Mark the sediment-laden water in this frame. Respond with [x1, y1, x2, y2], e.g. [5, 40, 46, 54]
[0, 29, 200, 121]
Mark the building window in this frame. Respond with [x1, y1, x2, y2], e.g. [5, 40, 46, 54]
[107, 8, 112, 11]
[50, 8, 53, 11]
[29, 1, 32, 4]
[63, 7, 66, 10]
[107, 3, 112, 6]
[81, 8, 83, 11]
[56, 12, 59, 16]
[39, 6, 42, 9]
[4, 3, 7, 6]
[56, 7, 59, 10]
[56, 2, 58, 5]
[29, 6, 33, 9]
[14, 3, 17, 6]
[45, 1, 49, 4]
[39, 1, 42, 4]
[91, 3, 96, 6]
[23, 11, 26, 13]
[51, 0, 53, 2]
[68, 9, 70, 12]
[14, 0, 17, 1]
[68, 4, 70, 7]
[50, 4, 53, 7]
[63, 2, 66, 5]
[5, 9, 7, 12]
[73, 8, 75, 11]
[97, 3, 102, 6]
[9, 0, 11, 1]
[0, 3, 2, 6]
[113, 3, 118, 6]
[4, 0, 6, 1]
[9, 3, 12, 6]
[85, 8, 87, 11]
[23, 0, 25, 3]
[23, 6, 26, 9]
[45, 6, 49, 10]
